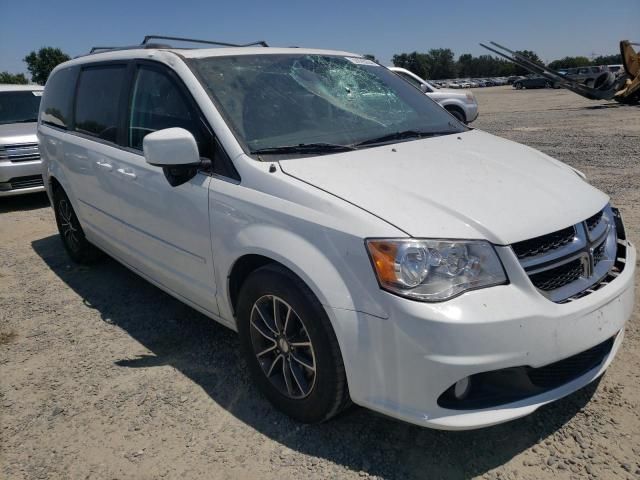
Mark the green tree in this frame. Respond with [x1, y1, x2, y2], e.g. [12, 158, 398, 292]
[23, 47, 70, 84]
[512, 50, 543, 76]
[425, 48, 457, 79]
[392, 52, 430, 79]
[547, 56, 591, 70]
[0, 71, 29, 84]
[591, 53, 622, 65]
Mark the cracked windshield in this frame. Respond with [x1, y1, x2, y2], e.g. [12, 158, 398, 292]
[192, 54, 465, 155]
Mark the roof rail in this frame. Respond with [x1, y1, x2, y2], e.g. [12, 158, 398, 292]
[86, 35, 269, 56]
[141, 35, 269, 48]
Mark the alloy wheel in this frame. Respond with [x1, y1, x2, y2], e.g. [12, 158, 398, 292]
[58, 199, 80, 251]
[249, 295, 317, 399]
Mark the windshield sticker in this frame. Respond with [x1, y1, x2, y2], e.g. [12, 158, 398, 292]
[344, 57, 379, 66]
[32, 91, 43, 96]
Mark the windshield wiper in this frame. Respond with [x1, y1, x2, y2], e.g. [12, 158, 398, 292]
[250, 142, 356, 156]
[352, 130, 456, 147]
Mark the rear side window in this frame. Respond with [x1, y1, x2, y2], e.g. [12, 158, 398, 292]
[128, 66, 210, 157]
[41, 67, 77, 129]
[74, 65, 127, 143]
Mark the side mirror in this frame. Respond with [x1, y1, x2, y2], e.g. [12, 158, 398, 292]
[143, 128, 201, 187]
[420, 83, 429, 93]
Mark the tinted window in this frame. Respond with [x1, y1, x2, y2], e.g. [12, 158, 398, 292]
[398, 72, 423, 89]
[41, 67, 77, 129]
[75, 65, 126, 142]
[128, 66, 210, 157]
[0, 91, 41, 125]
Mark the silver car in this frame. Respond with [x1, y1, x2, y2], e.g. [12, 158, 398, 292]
[0, 84, 45, 197]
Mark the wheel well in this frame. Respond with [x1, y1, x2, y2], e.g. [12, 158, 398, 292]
[444, 104, 466, 122]
[228, 254, 279, 314]
[50, 176, 62, 193]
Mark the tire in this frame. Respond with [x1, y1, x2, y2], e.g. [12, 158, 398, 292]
[515, 82, 523, 90]
[53, 187, 103, 264]
[446, 107, 466, 123]
[236, 264, 350, 423]
[545, 81, 552, 88]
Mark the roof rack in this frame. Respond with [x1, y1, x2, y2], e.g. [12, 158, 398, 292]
[142, 35, 269, 48]
[87, 35, 269, 55]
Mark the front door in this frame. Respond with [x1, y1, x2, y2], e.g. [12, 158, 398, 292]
[108, 62, 219, 315]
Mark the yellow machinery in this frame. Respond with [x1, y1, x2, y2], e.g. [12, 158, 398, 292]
[480, 40, 640, 105]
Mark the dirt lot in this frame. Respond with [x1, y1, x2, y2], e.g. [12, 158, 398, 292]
[1, 86, 639, 480]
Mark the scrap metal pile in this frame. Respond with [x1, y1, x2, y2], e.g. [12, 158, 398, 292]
[481, 41, 640, 105]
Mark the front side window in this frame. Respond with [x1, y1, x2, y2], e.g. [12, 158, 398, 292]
[40, 67, 77, 129]
[191, 54, 465, 156]
[128, 66, 208, 156]
[0, 91, 41, 125]
[74, 65, 126, 142]
[398, 71, 425, 90]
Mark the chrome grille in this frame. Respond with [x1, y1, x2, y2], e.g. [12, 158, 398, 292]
[512, 205, 624, 303]
[529, 259, 583, 291]
[0, 143, 40, 163]
[5, 175, 44, 190]
[512, 226, 575, 259]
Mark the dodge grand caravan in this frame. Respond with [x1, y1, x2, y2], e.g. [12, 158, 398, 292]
[39, 37, 636, 430]
[0, 84, 45, 196]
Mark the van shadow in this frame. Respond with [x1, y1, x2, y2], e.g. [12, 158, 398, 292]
[0, 192, 49, 213]
[32, 234, 599, 479]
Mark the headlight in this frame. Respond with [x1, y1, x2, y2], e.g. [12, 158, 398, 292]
[366, 239, 507, 301]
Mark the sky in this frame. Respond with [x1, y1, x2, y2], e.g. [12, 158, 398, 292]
[1, 0, 638, 77]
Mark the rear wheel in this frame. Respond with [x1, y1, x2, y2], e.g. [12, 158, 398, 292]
[237, 265, 350, 423]
[515, 82, 523, 90]
[53, 187, 102, 264]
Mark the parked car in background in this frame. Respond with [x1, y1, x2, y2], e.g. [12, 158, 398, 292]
[565, 66, 608, 86]
[513, 75, 556, 89]
[0, 84, 45, 197]
[390, 67, 478, 123]
[39, 39, 635, 431]
[507, 75, 525, 84]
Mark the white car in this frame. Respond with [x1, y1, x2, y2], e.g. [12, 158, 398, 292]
[39, 38, 635, 430]
[389, 67, 478, 123]
[0, 84, 45, 196]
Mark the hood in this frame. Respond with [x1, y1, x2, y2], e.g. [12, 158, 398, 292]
[279, 129, 608, 245]
[0, 122, 38, 145]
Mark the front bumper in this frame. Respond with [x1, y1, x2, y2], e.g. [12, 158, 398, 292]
[465, 102, 479, 123]
[330, 240, 635, 430]
[0, 159, 45, 197]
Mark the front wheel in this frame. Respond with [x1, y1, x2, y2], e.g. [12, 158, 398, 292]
[237, 265, 350, 423]
[515, 82, 523, 90]
[53, 187, 103, 264]
[446, 107, 466, 123]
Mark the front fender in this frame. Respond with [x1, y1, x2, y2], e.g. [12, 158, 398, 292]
[217, 223, 389, 324]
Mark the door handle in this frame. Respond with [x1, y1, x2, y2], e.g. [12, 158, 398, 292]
[96, 161, 113, 171]
[116, 168, 137, 180]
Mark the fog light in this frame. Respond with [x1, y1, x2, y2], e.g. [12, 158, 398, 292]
[454, 377, 471, 399]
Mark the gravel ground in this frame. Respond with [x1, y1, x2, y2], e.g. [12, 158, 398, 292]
[1, 86, 639, 480]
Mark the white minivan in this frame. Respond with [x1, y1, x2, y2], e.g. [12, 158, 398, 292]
[39, 38, 635, 430]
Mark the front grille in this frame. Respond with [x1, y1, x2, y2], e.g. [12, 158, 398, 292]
[593, 241, 606, 265]
[0, 143, 40, 163]
[586, 210, 604, 232]
[511, 205, 626, 303]
[512, 226, 575, 259]
[527, 337, 614, 388]
[8, 175, 44, 190]
[529, 259, 583, 291]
